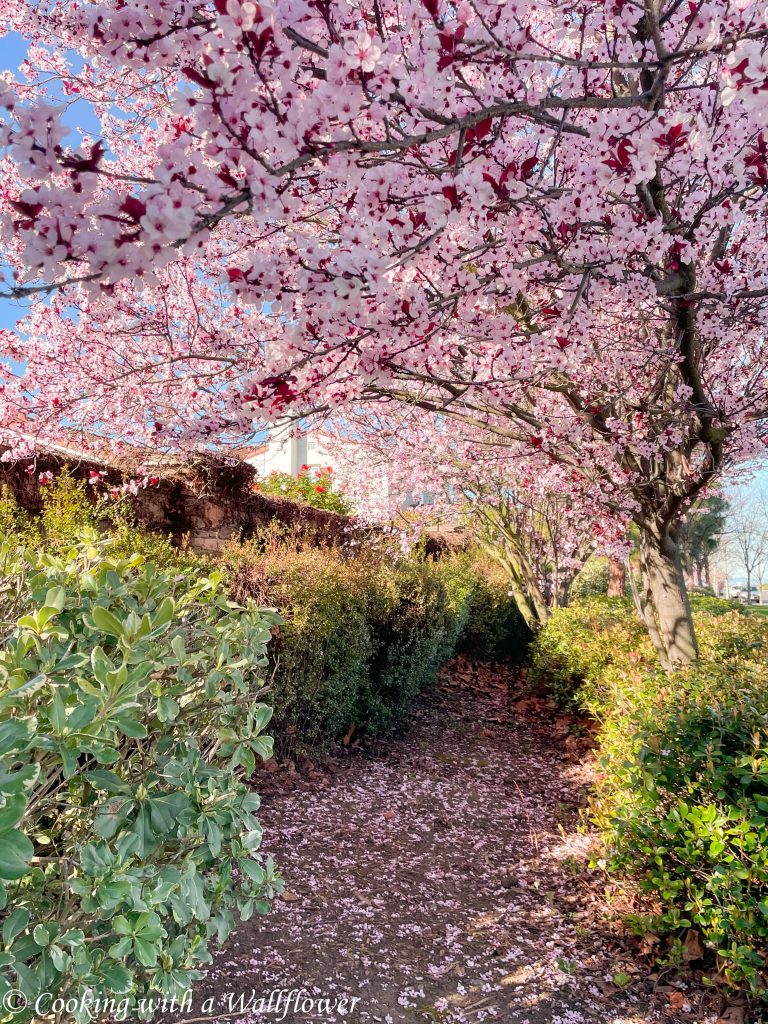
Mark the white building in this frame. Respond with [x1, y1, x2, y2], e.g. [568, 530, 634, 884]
[233, 425, 335, 478]
[232, 423, 422, 514]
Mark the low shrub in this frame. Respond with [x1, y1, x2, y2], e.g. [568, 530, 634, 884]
[252, 466, 350, 515]
[226, 540, 483, 749]
[0, 536, 281, 1022]
[6, 480, 523, 754]
[530, 596, 768, 994]
[3, 472, 197, 573]
[608, 660, 768, 993]
[359, 555, 476, 735]
[689, 593, 744, 616]
[0, 485, 35, 546]
[228, 542, 377, 748]
[528, 596, 652, 710]
[569, 558, 611, 600]
[459, 558, 531, 662]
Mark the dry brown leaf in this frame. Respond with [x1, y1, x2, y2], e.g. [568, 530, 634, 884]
[683, 928, 705, 963]
[281, 891, 301, 903]
[596, 979, 618, 996]
[639, 932, 659, 956]
[667, 991, 689, 1012]
[717, 1008, 746, 1024]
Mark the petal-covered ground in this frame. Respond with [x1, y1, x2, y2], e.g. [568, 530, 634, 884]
[167, 660, 719, 1024]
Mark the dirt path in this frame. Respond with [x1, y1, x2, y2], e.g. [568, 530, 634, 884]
[168, 660, 710, 1024]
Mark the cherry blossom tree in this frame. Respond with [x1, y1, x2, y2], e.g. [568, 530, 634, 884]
[324, 409, 623, 629]
[2, 1, 768, 664]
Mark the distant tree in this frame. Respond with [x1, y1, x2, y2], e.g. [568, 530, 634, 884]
[323, 411, 616, 630]
[607, 558, 626, 598]
[727, 491, 768, 603]
[678, 496, 729, 592]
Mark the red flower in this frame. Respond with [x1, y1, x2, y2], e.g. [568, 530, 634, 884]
[315, 485, 325, 493]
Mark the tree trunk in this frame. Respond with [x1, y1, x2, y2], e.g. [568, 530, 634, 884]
[637, 524, 698, 668]
[479, 535, 550, 630]
[607, 557, 625, 597]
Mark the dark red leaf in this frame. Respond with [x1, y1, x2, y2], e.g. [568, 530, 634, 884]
[519, 156, 538, 180]
[182, 66, 214, 90]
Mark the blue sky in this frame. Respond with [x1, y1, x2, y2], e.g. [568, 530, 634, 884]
[0, 30, 101, 330]
[0, 34, 30, 330]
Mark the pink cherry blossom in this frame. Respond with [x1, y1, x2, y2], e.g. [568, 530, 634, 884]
[343, 31, 382, 73]
[0, 0, 767, 664]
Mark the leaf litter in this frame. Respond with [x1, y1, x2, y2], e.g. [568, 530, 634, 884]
[161, 657, 732, 1024]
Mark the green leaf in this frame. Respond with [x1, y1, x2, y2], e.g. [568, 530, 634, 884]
[80, 842, 115, 876]
[111, 916, 133, 937]
[149, 794, 187, 835]
[0, 720, 32, 757]
[133, 937, 158, 968]
[90, 606, 125, 638]
[115, 717, 147, 740]
[44, 586, 66, 613]
[49, 689, 67, 733]
[2, 908, 29, 946]
[131, 806, 155, 857]
[100, 963, 133, 993]
[252, 735, 274, 761]
[108, 937, 132, 960]
[94, 798, 134, 840]
[83, 770, 129, 794]
[152, 598, 175, 629]
[67, 698, 98, 732]
[49, 944, 68, 971]
[156, 696, 179, 723]
[254, 705, 273, 731]
[239, 860, 266, 885]
[0, 793, 26, 833]
[0, 830, 33, 880]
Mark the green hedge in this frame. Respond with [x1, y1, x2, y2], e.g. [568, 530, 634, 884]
[458, 559, 531, 661]
[5, 480, 527, 754]
[226, 544, 510, 749]
[569, 558, 611, 600]
[530, 597, 768, 994]
[0, 535, 281, 1023]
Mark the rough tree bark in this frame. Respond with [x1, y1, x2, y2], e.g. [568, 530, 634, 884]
[607, 558, 625, 598]
[637, 522, 698, 668]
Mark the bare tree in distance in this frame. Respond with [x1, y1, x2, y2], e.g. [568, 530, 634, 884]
[725, 488, 768, 605]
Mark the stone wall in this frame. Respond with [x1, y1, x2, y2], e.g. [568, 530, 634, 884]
[0, 449, 352, 553]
